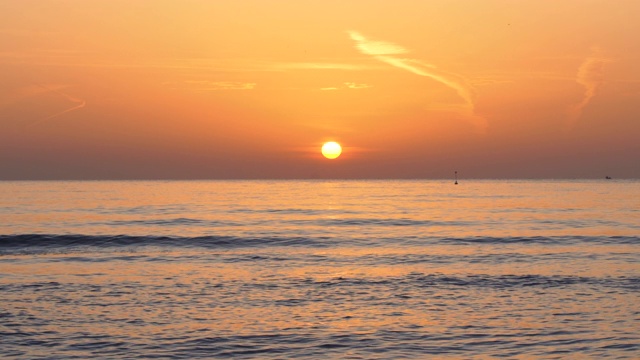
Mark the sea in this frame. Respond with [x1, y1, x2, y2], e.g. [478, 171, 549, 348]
[1, 180, 639, 359]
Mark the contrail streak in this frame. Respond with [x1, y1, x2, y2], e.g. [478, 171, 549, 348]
[348, 31, 485, 131]
[28, 85, 86, 127]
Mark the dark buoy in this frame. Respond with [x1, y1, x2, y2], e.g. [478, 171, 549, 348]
[454, 171, 458, 185]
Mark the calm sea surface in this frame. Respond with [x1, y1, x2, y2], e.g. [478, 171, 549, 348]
[1, 180, 639, 359]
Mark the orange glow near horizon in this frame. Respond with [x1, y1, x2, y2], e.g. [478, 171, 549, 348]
[0, 1, 639, 179]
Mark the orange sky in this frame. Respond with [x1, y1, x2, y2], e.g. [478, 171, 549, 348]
[1, 0, 639, 179]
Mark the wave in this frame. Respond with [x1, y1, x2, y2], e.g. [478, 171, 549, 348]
[304, 272, 640, 291]
[81, 216, 636, 231]
[229, 208, 361, 215]
[1, 273, 637, 295]
[103, 218, 244, 227]
[436, 235, 640, 245]
[294, 218, 473, 227]
[1, 234, 637, 254]
[0, 234, 323, 253]
[95, 217, 471, 228]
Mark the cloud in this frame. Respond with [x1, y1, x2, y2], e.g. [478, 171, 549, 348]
[173, 81, 257, 91]
[275, 62, 377, 71]
[0, 49, 380, 74]
[567, 48, 610, 128]
[319, 83, 371, 91]
[26, 85, 86, 127]
[344, 82, 372, 89]
[349, 32, 409, 56]
[348, 31, 485, 131]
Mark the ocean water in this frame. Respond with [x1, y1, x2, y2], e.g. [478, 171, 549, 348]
[1, 180, 639, 359]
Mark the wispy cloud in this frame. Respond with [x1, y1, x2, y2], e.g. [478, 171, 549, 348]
[348, 31, 485, 131]
[350, 32, 410, 56]
[567, 48, 610, 128]
[165, 81, 257, 91]
[275, 62, 378, 71]
[319, 82, 372, 91]
[28, 85, 86, 127]
[0, 49, 380, 74]
[344, 82, 372, 89]
[191, 81, 256, 91]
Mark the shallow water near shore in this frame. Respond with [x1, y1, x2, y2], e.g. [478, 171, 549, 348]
[1, 180, 639, 358]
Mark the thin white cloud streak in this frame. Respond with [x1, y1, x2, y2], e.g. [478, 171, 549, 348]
[39, 100, 86, 122]
[349, 32, 409, 56]
[567, 49, 609, 128]
[163, 81, 257, 91]
[378, 56, 475, 107]
[344, 82, 371, 89]
[348, 31, 485, 131]
[319, 83, 371, 91]
[28, 85, 86, 127]
[186, 81, 256, 91]
[0, 50, 381, 73]
[275, 62, 380, 71]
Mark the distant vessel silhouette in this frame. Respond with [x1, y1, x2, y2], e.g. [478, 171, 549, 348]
[454, 171, 458, 185]
[605, 176, 612, 180]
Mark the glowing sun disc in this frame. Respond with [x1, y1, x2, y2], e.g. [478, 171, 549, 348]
[321, 141, 342, 159]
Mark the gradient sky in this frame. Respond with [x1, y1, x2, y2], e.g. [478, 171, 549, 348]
[1, 0, 639, 179]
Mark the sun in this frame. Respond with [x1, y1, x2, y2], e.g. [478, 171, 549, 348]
[321, 141, 342, 159]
